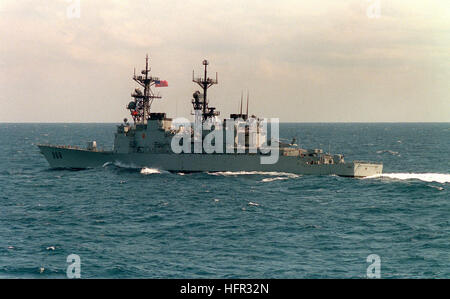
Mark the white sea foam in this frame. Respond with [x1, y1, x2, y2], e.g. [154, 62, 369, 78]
[140, 167, 163, 175]
[365, 173, 450, 184]
[104, 161, 167, 176]
[208, 171, 300, 182]
[261, 176, 299, 182]
[261, 177, 288, 182]
[429, 185, 444, 191]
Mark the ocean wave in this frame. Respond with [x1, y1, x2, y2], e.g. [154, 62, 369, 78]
[102, 161, 140, 169]
[261, 177, 289, 182]
[365, 173, 450, 184]
[261, 175, 300, 182]
[428, 185, 444, 191]
[208, 171, 301, 182]
[103, 161, 167, 175]
[376, 150, 400, 156]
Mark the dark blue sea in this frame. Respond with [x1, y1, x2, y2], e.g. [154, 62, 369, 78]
[0, 123, 449, 278]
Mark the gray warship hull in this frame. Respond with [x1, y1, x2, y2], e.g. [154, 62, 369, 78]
[36, 57, 383, 178]
[37, 144, 383, 177]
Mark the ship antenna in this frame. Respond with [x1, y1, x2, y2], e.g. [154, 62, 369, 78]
[240, 91, 243, 116]
[145, 54, 149, 80]
[143, 54, 149, 122]
[203, 60, 208, 117]
[130, 54, 162, 124]
[192, 59, 218, 121]
[246, 90, 249, 117]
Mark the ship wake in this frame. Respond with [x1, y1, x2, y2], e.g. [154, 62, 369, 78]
[140, 167, 167, 175]
[261, 175, 299, 182]
[208, 171, 300, 182]
[364, 173, 450, 184]
[103, 162, 167, 175]
[103, 161, 141, 169]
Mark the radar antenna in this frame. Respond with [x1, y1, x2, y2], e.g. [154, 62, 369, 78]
[192, 60, 219, 121]
[128, 54, 163, 124]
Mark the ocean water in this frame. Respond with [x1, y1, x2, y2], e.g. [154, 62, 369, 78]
[0, 123, 449, 278]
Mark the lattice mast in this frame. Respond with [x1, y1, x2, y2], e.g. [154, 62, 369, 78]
[192, 60, 219, 121]
[130, 54, 162, 124]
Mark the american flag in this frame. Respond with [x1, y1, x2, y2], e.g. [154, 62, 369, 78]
[155, 80, 168, 87]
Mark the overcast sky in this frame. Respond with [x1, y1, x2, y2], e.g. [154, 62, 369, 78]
[0, 0, 449, 122]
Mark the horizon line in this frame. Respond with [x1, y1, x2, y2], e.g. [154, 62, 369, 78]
[1, 121, 449, 124]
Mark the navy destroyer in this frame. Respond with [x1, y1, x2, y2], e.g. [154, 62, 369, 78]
[37, 56, 383, 177]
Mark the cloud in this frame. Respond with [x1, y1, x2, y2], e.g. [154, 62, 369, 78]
[0, 0, 449, 122]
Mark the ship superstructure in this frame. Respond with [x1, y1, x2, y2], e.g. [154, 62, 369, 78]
[38, 56, 383, 177]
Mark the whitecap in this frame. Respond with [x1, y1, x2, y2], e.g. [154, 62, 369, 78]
[376, 150, 400, 156]
[261, 173, 300, 182]
[104, 161, 167, 175]
[208, 170, 300, 182]
[140, 167, 162, 175]
[429, 185, 444, 191]
[261, 177, 289, 182]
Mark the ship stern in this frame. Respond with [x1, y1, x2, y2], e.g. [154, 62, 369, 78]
[351, 162, 383, 178]
[334, 161, 382, 178]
